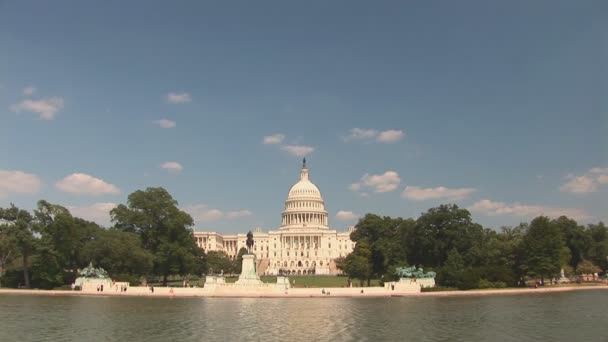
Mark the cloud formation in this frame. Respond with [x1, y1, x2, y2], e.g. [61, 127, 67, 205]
[68, 202, 117, 226]
[166, 92, 192, 104]
[469, 199, 590, 221]
[0, 170, 41, 198]
[281, 145, 314, 156]
[183, 204, 253, 223]
[160, 162, 183, 173]
[377, 130, 405, 143]
[23, 86, 36, 96]
[402, 186, 477, 201]
[10, 97, 64, 120]
[344, 128, 404, 144]
[335, 210, 359, 221]
[154, 119, 176, 128]
[560, 167, 608, 194]
[263, 134, 286, 145]
[56, 173, 120, 195]
[350, 171, 401, 193]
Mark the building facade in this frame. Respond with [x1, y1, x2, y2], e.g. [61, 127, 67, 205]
[193, 160, 355, 275]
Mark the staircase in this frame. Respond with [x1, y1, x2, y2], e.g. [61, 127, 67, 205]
[256, 258, 270, 276]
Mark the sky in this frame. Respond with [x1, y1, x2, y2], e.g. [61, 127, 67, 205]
[1, 0, 606, 233]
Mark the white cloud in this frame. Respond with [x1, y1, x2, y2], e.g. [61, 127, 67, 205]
[263, 134, 286, 145]
[0, 170, 41, 198]
[560, 167, 608, 194]
[23, 87, 36, 96]
[160, 162, 183, 173]
[226, 210, 253, 218]
[154, 119, 176, 128]
[377, 129, 404, 143]
[68, 202, 116, 226]
[166, 92, 191, 104]
[281, 145, 314, 156]
[402, 186, 477, 201]
[56, 173, 120, 195]
[350, 171, 401, 193]
[335, 210, 359, 221]
[344, 128, 378, 141]
[469, 199, 591, 221]
[10, 97, 64, 120]
[344, 128, 404, 144]
[183, 205, 253, 223]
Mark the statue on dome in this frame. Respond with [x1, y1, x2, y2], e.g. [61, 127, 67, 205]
[246, 231, 254, 254]
[302, 157, 307, 168]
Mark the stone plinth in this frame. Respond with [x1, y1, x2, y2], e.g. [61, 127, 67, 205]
[235, 254, 263, 285]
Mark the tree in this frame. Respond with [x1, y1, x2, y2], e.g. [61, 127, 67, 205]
[81, 229, 154, 282]
[585, 222, 608, 271]
[34, 201, 98, 272]
[407, 204, 483, 268]
[205, 251, 234, 275]
[0, 205, 37, 288]
[553, 216, 589, 268]
[337, 240, 372, 286]
[111, 187, 204, 285]
[522, 216, 564, 284]
[350, 214, 412, 281]
[576, 259, 601, 276]
[0, 224, 17, 285]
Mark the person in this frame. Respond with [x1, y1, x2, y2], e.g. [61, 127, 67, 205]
[360, 289, 364, 294]
[97, 285, 100, 292]
[321, 288, 325, 294]
[71, 283, 76, 291]
[169, 287, 174, 297]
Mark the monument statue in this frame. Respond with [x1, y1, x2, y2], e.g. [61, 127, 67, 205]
[79, 262, 110, 279]
[236, 231, 263, 285]
[246, 230, 254, 254]
[395, 266, 436, 279]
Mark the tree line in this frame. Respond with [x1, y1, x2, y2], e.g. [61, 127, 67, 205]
[2, 188, 605, 291]
[337, 204, 607, 289]
[0, 188, 205, 289]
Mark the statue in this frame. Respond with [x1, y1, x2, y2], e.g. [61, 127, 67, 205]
[395, 266, 436, 279]
[79, 262, 110, 279]
[246, 230, 254, 254]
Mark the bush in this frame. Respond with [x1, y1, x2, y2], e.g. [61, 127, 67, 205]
[478, 279, 508, 289]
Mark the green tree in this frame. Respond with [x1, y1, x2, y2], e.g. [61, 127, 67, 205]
[111, 187, 204, 285]
[337, 240, 372, 286]
[553, 216, 589, 268]
[350, 214, 412, 281]
[81, 229, 154, 282]
[206, 251, 234, 275]
[0, 224, 17, 285]
[34, 201, 99, 272]
[407, 204, 483, 268]
[585, 222, 608, 271]
[522, 216, 564, 284]
[576, 259, 601, 275]
[0, 205, 36, 288]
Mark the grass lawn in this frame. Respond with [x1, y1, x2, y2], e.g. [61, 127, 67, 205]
[138, 275, 384, 288]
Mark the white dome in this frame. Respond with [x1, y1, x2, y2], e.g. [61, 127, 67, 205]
[280, 159, 328, 230]
[287, 179, 322, 200]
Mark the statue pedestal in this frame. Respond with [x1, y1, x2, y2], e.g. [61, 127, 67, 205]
[235, 254, 262, 285]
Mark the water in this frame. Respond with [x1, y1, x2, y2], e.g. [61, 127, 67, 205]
[1, 290, 607, 342]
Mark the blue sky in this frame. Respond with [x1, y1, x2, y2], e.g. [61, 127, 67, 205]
[1, 0, 606, 233]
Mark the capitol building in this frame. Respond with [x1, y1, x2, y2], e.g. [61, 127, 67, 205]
[193, 159, 355, 275]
